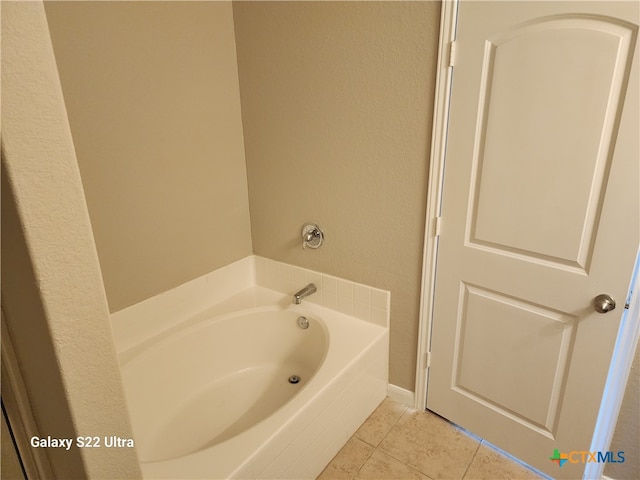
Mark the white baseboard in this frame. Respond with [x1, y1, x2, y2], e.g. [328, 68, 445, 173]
[387, 384, 415, 407]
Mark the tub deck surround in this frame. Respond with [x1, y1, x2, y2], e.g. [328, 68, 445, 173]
[111, 256, 255, 354]
[111, 256, 390, 355]
[254, 256, 390, 328]
[110, 256, 390, 479]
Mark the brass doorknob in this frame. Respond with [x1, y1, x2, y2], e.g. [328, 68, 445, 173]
[594, 294, 616, 313]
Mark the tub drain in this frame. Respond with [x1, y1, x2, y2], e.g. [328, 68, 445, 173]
[288, 375, 301, 384]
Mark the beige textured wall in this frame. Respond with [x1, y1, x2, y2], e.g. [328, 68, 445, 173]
[1, 1, 140, 476]
[45, 1, 252, 312]
[234, 1, 441, 391]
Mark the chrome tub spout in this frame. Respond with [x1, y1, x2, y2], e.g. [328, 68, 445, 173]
[293, 283, 317, 305]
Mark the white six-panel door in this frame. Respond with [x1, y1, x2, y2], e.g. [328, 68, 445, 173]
[426, 2, 639, 478]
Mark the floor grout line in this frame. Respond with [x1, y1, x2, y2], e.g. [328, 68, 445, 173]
[460, 439, 482, 480]
[354, 441, 376, 478]
[353, 401, 415, 477]
[372, 407, 434, 478]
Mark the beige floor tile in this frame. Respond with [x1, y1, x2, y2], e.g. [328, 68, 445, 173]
[317, 437, 375, 480]
[357, 450, 433, 479]
[378, 409, 481, 480]
[355, 397, 408, 447]
[463, 442, 545, 480]
[317, 399, 542, 480]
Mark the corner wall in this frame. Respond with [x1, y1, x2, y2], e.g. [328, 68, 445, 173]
[45, 1, 252, 312]
[234, 1, 441, 391]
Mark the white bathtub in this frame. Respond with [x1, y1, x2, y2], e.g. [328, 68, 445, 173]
[113, 268, 388, 480]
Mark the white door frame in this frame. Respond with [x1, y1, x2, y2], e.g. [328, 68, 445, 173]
[415, 0, 459, 410]
[414, 2, 640, 479]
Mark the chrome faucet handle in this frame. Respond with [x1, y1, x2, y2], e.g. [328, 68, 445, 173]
[302, 223, 324, 250]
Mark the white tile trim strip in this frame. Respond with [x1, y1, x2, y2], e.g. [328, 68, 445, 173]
[254, 256, 390, 328]
[112, 255, 390, 354]
[387, 384, 415, 408]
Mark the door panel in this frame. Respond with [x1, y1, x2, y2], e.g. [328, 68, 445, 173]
[427, 2, 639, 478]
[469, 14, 636, 271]
[453, 283, 577, 436]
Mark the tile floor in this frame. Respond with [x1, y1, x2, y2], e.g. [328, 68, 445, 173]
[318, 397, 546, 480]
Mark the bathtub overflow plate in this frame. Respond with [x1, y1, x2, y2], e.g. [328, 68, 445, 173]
[288, 375, 301, 384]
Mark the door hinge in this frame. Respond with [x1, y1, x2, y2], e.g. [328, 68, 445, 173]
[449, 40, 456, 67]
[434, 216, 442, 237]
[424, 351, 431, 369]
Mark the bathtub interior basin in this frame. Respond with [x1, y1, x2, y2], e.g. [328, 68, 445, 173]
[113, 258, 390, 480]
[120, 307, 328, 463]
